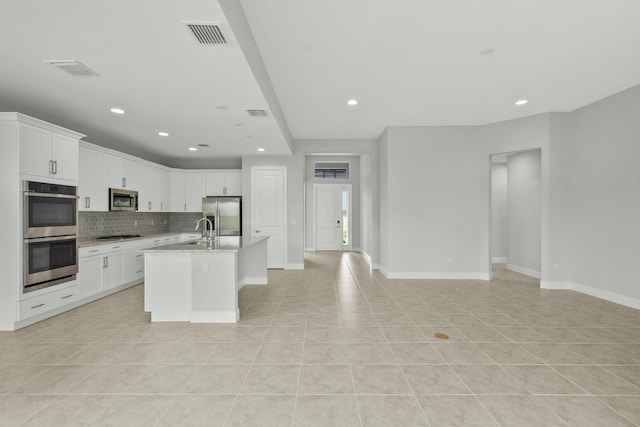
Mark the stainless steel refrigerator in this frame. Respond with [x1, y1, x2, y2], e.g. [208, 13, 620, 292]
[202, 197, 242, 236]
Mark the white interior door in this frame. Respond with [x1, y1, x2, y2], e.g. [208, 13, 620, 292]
[315, 184, 349, 251]
[251, 167, 286, 268]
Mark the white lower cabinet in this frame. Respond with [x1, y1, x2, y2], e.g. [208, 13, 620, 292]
[103, 253, 124, 290]
[19, 285, 79, 319]
[78, 234, 189, 300]
[79, 247, 125, 298]
[79, 256, 104, 297]
[124, 248, 144, 284]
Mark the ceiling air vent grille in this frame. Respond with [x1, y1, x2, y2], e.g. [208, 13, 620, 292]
[246, 109, 268, 118]
[44, 60, 99, 77]
[187, 23, 227, 45]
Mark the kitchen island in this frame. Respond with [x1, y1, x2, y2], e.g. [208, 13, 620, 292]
[141, 236, 268, 323]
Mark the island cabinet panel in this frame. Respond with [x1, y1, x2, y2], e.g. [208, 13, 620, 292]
[142, 237, 268, 323]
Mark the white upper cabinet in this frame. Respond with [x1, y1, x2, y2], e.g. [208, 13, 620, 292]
[19, 121, 83, 182]
[185, 172, 206, 212]
[205, 170, 242, 196]
[170, 170, 187, 212]
[79, 146, 109, 211]
[140, 165, 169, 212]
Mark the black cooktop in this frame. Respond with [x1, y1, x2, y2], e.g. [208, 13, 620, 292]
[95, 234, 142, 240]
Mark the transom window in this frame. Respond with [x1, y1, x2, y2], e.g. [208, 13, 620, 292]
[314, 162, 349, 179]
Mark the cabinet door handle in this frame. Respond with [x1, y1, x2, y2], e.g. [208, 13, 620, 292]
[160, 202, 163, 211]
[184, 203, 187, 212]
[122, 177, 126, 188]
[31, 303, 45, 309]
[223, 186, 227, 195]
[136, 270, 143, 274]
[49, 160, 54, 174]
[53, 160, 58, 175]
[61, 294, 74, 300]
[89, 249, 99, 253]
[102, 257, 107, 268]
[112, 246, 120, 249]
[148, 201, 151, 211]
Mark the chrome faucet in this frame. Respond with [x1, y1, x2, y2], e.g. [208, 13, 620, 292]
[195, 217, 214, 240]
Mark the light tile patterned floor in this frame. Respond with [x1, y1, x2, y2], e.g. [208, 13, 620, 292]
[1, 252, 640, 426]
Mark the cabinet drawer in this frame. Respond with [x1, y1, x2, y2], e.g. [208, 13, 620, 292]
[19, 285, 79, 319]
[79, 244, 123, 258]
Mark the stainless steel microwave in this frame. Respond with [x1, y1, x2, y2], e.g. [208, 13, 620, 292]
[109, 188, 138, 211]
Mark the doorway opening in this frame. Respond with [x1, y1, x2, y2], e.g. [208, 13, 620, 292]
[489, 149, 542, 281]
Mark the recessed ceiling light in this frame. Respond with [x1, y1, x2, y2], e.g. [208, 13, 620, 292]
[515, 99, 528, 106]
[257, 148, 265, 152]
[110, 108, 125, 114]
[158, 132, 169, 137]
[347, 99, 358, 106]
[480, 48, 495, 56]
[188, 147, 197, 151]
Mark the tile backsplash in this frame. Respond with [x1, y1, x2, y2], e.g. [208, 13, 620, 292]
[79, 212, 203, 241]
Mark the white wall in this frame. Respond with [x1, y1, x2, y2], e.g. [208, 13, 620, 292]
[506, 150, 541, 276]
[568, 84, 640, 303]
[241, 154, 305, 268]
[491, 163, 508, 261]
[379, 114, 552, 279]
[304, 155, 360, 250]
[379, 126, 487, 278]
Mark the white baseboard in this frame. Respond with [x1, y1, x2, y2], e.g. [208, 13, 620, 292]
[362, 251, 379, 270]
[379, 265, 489, 281]
[506, 264, 541, 279]
[285, 263, 304, 270]
[571, 281, 640, 310]
[239, 276, 268, 287]
[492, 257, 508, 263]
[540, 280, 572, 290]
[0, 322, 16, 331]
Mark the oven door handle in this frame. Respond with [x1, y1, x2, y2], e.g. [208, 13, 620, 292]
[24, 235, 78, 243]
[24, 192, 79, 199]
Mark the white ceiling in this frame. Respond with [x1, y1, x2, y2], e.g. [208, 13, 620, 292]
[0, 0, 291, 167]
[240, 0, 640, 138]
[2, 1, 640, 167]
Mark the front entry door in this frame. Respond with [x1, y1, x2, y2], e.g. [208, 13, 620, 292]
[315, 184, 350, 251]
[251, 167, 286, 268]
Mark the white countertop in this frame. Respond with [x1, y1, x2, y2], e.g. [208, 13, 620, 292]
[140, 236, 269, 253]
[79, 231, 198, 248]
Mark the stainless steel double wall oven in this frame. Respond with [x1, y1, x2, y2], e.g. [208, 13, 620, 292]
[23, 181, 79, 293]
